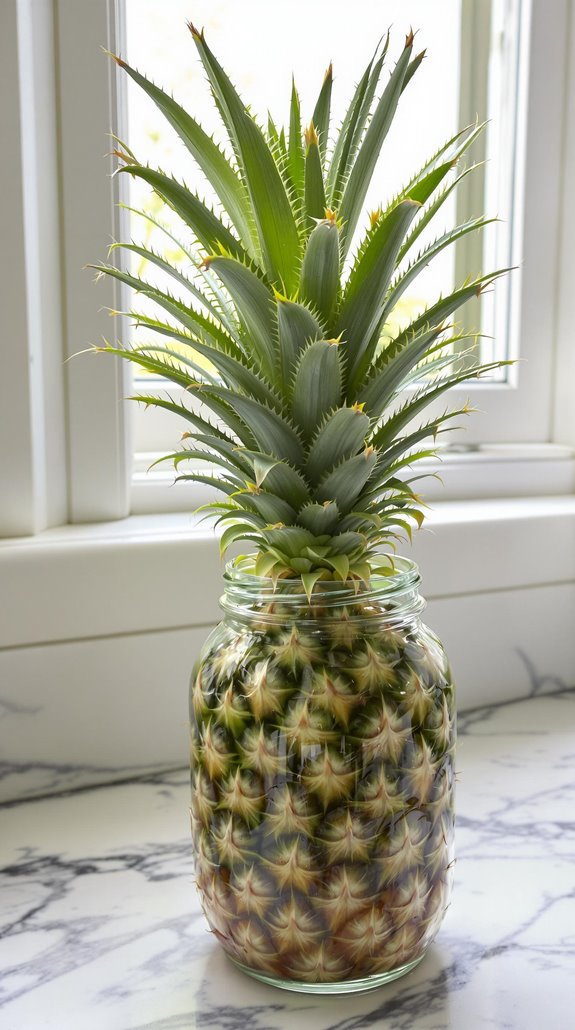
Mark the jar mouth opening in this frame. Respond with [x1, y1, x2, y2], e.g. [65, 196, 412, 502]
[224, 554, 420, 594]
[221, 554, 423, 624]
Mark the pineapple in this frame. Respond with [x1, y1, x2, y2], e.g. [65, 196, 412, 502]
[93, 24, 507, 988]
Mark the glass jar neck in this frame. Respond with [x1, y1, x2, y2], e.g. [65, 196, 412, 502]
[220, 556, 425, 630]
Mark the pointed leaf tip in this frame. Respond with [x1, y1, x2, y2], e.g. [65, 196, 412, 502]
[187, 22, 204, 40]
[111, 148, 131, 164]
[304, 121, 319, 148]
[406, 28, 415, 47]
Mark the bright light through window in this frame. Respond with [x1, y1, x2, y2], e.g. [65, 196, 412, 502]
[123, 1, 461, 343]
[121, 0, 519, 454]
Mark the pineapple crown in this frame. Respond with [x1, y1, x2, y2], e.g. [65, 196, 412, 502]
[92, 26, 510, 595]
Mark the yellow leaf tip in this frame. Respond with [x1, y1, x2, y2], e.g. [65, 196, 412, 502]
[304, 121, 319, 148]
[187, 21, 205, 41]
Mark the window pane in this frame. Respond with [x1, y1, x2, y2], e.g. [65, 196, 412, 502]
[123, 0, 462, 359]
[121, 0, 521, 455]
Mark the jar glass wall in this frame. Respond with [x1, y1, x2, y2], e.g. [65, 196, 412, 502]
[190, 558, 455, 993]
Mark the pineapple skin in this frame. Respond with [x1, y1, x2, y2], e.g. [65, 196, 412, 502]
[190, 591, 455, 986]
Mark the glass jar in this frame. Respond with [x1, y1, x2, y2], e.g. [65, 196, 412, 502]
[190, 557, 455, 994]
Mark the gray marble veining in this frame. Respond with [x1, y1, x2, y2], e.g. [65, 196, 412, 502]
[1, 693, 574, 1029]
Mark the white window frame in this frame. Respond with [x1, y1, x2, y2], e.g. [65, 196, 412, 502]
[0, 0, 574, 537]
[123, 0, 575, 501]
[0, 0, 131, 537]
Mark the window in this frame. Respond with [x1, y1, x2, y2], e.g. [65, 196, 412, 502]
[1, 0, 573, 536]
[121, 0, 527, 465]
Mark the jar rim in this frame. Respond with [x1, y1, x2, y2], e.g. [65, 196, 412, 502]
[224, 554, 420, 596]
[220, 555, 423, 624]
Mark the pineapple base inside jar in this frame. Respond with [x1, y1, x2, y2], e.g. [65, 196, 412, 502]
[190, 572, 455, 991]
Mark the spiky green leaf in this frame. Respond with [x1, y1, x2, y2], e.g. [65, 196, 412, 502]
[119, 165, 247, 261]
[276, 298, 325, 385]
[316, 448, 378, 512]
[191, 28, 302, 291]
[338, 36, 413, 255]
[112, 56, 258, 256]
[307, 406, 371, 484]
[337, 199, 421, 389]
[300, 217, 340, 326]
[205, 256, 277, 381]
[292, 339, 343, 440]
[303, 123, 326, 230]
[287, 78, 305, 198]
[312, 63, 333, 163]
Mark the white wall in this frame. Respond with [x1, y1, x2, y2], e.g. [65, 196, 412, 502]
[1, 499, 573, 803]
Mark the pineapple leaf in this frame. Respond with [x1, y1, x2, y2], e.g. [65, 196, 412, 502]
[135, 337, 280, 410]
[219, 522, 256, 557]
[327, 35, 389, 203]
[191, 27, 302, 291]
[158, 446, 246, 485]
[299, 216, 340, 327]
[118, 165, 248, 261]
[110, 56, 258, 257]
[238, 490, 298, 525]
[383, 217, 496, 325]
[118, 200, 240, 329]
[297, 501, 340, 535]
[328, 531, 366, 554]
[316, 448, 378, 512]
[203, 255, 277, 381]
[292, 339, 343, 440]
[371, 361, 509, 452]
[97, 343, 216, 392]
[337, 199, 421, 390]
[398, 161, 484, 264]
[396, 121, 485, 228]
[326, 553, 350, 582]
[300, 569, 327, 601]
[375, 269, 510, 378]
[402, 47, 427, 91]
[287, 78, 305, 200]
[359, 326, 446, 418]
[255, 550, 282, 577]
[174, 471, 238, 495]
[128, 393, 239, 445]
[203, 387, 305, 466]
[239, 451, 310, 508]
[364, 409, 471, 490]
[276, 298, 325, 386]
[303, 123, 327, 230]
[118, 203, 239, 330]
[311, 63, 333, 164]
[307, 405, 371, 484]
[91, 263, 235, 350]
[262, 525, 319, 557]
[109, 242, 222, 321]
[338, 35, 414, 256]
[153, 436, 252, 475]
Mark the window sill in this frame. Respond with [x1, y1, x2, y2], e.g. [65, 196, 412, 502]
[1, 494, 574, 650]
[131, 443, 575, 513]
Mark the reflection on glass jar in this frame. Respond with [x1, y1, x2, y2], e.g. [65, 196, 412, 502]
[190, 558, 455, 994]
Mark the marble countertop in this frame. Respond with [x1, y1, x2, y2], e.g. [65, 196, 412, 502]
[1, 690, 574, 1030]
